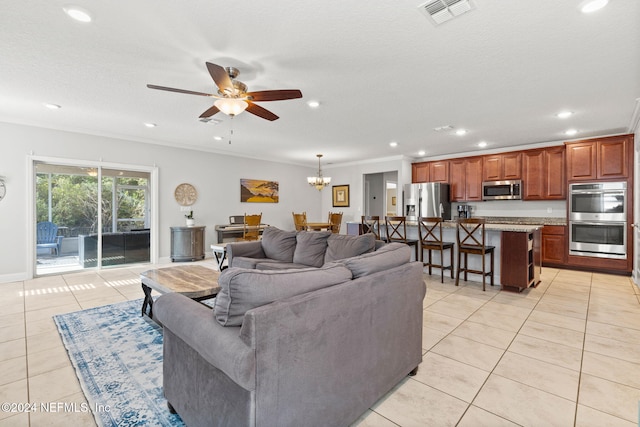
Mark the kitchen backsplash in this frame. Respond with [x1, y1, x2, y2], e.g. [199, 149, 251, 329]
[454, 199, 566, 219]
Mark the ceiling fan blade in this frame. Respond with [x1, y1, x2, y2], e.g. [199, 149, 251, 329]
[246, 102, 279, 121]
[147, 84, 214, 97]
[247, 89, 303, 102]
[199, 105, 220, 118]
[206, 62, 234, 93]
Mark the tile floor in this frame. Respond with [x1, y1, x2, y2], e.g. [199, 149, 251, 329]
[1, 261, 640, 426]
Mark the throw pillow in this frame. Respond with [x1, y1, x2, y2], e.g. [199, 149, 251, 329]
[292, 231, 331, 267]
[342, 243, 411, 278]
[213, 263, 353, 326]
[260, 227, 297, 262]
[324, 233, 376, 263]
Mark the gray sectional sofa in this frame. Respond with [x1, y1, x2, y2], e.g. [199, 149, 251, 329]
[155, 228, 426, 427]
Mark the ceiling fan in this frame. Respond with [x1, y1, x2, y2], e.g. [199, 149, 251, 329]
[147, 62, 302, 121]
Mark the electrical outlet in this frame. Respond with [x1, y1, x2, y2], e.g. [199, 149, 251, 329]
[547, 207, 553, 213]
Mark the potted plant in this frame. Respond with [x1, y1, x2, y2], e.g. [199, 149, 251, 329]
[185, 210, 195, 227]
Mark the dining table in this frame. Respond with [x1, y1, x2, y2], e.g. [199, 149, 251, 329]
[305, 222, 332, 231]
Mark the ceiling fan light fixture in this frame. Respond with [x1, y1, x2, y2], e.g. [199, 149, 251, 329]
[214, 98, 248, 116]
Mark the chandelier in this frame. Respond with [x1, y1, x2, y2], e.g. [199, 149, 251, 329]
[307, 154, 331, 191]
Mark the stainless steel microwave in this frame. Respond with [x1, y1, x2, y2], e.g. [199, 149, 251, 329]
[482, 180, 522, 200]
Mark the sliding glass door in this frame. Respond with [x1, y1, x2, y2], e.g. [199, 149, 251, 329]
[35, 162, 151, 276]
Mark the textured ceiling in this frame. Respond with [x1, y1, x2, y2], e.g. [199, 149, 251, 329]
[0, 0, 638, 167]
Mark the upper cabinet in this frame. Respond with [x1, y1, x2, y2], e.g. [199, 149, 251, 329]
[565, 134, 633, 181]
[522, 146, 566, 200]
[482, 153, 522, 181]
[412, 162, 429, 183]
[429, 161, 449, 183]
[412, 160, 449, 183]
[450, 157, 483, 201]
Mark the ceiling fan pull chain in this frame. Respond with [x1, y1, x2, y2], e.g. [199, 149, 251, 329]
[229, 116, 234, 144]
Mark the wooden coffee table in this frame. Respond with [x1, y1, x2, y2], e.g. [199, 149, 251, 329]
[140, 265, 221, 319]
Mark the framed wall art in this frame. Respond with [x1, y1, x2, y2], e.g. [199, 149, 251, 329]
[241, 179, 279, 203]
[332, 184, 349, 207]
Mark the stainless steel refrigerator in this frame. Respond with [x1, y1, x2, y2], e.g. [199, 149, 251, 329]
[403, 183, 451, 221]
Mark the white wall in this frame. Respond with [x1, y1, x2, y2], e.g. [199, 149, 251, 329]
[0, 122, 324, 282]
[320, 156, 411, 224]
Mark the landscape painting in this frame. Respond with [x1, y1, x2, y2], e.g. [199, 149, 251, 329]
[240, 179, 279, 203]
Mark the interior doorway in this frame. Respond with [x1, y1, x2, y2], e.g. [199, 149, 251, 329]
[33, 160, 153, 276]
[363, 171, 398, 218]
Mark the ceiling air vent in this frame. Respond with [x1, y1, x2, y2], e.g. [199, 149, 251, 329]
[418, 0, 473, 25]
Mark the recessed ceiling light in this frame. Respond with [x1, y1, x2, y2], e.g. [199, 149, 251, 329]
[556, 111, 573, 119]
[44, 103, 61, 109]
[455, 129, 467, 136]
[307, 100, 320, 108]
[478, 141, 487, 148]
[144, 123, 156, 128]
[213, 136, 223, 141]
[565, 129, 578, 136]
[580, 0, 608, 13]
[389, 141, 398, 148]
[63, 6, 92, 22]
[418, 150, 426, 156]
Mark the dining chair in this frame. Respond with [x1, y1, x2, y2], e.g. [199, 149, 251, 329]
[385, 216, 420, 261]
[292, 211, 308, 231]
[418, 217, 454, 283]
[455, 218, 495, 291]
[327, 211, 343, 234]
[361, 215, 381, 240]
[238, 213, 262, 241]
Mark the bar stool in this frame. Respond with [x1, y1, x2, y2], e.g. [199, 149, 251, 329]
[418, 217, 454, 283]
[455, 218, 495, 291]
[361, 215, 382, 240]
[385, 216, 420, 261]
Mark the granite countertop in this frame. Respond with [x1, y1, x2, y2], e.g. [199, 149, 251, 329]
[478, 216, 566, 226]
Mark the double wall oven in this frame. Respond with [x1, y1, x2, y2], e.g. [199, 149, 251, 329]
[569, 182, 627, 259]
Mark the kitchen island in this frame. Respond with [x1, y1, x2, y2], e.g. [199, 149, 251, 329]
[346, 220, 542, 292]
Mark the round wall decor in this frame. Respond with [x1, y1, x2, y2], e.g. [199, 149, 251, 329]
[0, 179, 5, 201]
[174, 183, 197, 206]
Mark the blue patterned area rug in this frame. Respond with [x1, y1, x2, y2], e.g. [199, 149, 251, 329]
[54, 299, 185, 427]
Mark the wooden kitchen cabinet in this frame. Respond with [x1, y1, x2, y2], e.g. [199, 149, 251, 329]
[412, 161, 449, 183]
[522, 147, 566, 200]
[566, 134, 632, 181]
[429, 161, 449, 182]
[483, 153, 521, 181]
[450, 157, 482, 201]
[501, 229, 541, 292]
[412, 162, 429, 183]
[541, 225, 566, 266]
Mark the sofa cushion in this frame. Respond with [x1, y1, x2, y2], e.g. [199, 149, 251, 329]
[261, 227, 297, 262]
[324, 233, 376, 263]
[292, 231, 331, 267]
[214, 263, 353, 326]
[342, 243, 411, 278]
[255, 262, 310, 270]
[232, 257, 283, 270]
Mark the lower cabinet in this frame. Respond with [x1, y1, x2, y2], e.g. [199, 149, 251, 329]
[500, 229, 541, 292]
[541, 225, 567, 267]
[171, 226, 205, 262]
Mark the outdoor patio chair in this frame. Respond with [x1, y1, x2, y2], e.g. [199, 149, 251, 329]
[36, 221, 63, 255]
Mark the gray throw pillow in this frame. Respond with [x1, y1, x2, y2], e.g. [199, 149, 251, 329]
[324, 233, 376, 263]
[213, 263, 353, 326]
[292, 231, 331, 267]
[343, 243, 411, 278]
[260, 227, 297, 262]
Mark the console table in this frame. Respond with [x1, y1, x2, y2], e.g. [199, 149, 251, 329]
[170, 226, 205, 262]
